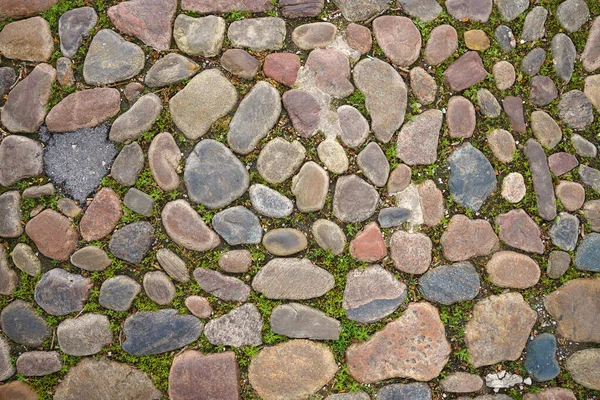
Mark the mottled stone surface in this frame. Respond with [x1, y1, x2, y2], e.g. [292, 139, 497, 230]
[26, 210, 79, 261]
[162, 200, 220, 251]
[57, 313, 113, 356]
[34, 268, 92, 316]
[16, 351, 62, 377]
[419, 262, 480, 305]
[486, 251, 541, 289]
[566, 349, 600, 390]
[524, 139, 556, 221]
[212, 206, 262, 245]
[444, 51, 487, 92]
[204, 304, 263, 346]
[496, 209, 544, 254]
[333, 175, 380, 222]
[108, 222, 154, 264]
[194, 268, 251, 302]
[271, 303, 340, 340]
[441, 215, 499, 261]
[397, 109, 442, 165]
[0, 135, 43, 187]
[448, 143, 496, 211]
[1, 300, 49, 347]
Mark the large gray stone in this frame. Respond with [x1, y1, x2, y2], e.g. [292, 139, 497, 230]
[574, 233, 600, 272]
[357, 142, 389, 187]
[99, 275, 141, 311]
[312, 219, 346, 255]
[551, 33, 576, 83]
[110, 142, 144, 186]
[145, 53, 199, 88]
[16, 351, 62, 377]
[0, 300, 49, 347]
[558, 90, 594, 130]
[173, 14, 225, 57]
[204, 303, 263, 347]
[521, 6, 548, 42]
[397, 109, 443, 165]
[0, 135, 43, 187]
[448, 143, 496, 211]
[249, 184, 293, 218]
[271, 303, 340, 340]
[557, 0, 589, 32]
[57, 313, 112, 356]
[549, 212, 579, 251]
[34, 268, 92, 316]
[212, 206, 262, 245]
[108, 221, 155, 264]
[0, 17, 53, 62]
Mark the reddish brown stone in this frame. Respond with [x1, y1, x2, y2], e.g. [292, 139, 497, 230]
[305, 48, 353, 98]
[0, 0, 58, 20]
[390, 231, 432, 274]
[349, 222, 386, 262]
[347, 302, 450, 383]
[218, 249, 252, 273]
[523, 387, 576, 400]
[280, 0, 323, 17]
[503, 96, 526, 133]
[373, 16, 421, 67]
[447, 95, 476, 138]
[347, 23, 372, 54]
[387, 164, 412, 194]
[548, 152, 578, 176]
[443, 51, 487, 92]
[168, 350, 239, 400]
[555, 181, 585, 211]
[221, 49, 260, 80]
[25, 210, 79, 261]
[80, 188, 123, 241]
[495, 209, 544, 254]
[486, 251, 541, 289]
[418, 180, 444, 226]
[264, 53, 301, 86]
[0, 381, 38, 400]
[185, 296, 212, 318]
[181, 0, 273, 13]
[161, 200, 220, 252]
[424, 24, 458, 66]
[441, 214, 499, 261]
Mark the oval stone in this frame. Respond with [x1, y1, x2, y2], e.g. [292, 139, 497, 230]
[262, 228, 308, 256]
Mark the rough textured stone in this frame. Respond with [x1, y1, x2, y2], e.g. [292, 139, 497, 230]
[110, 142, 144, 186]
[80, 188, 122, 241]
[584, 200, 600, 231]
[495, 25, 516, 52]
[291, 162, 328, 212]
[282, 89, 322, 137]
[204, 304, 262, 347]
[249, 340, 337, 400]
[148, 132, 181, 191]
[46, 88, 120, 132]
[221, 49, 260, 79]
[347, 302, 450, 383]
[109, 93, 162, 143]
[378, 383, 432, 400]
[252, 258, 334, 300]
[448, 143, 496, 211]
[143, 271, 175, 305]
[496, 209, 544, 254]
[11, 243, 41, 276]
[530, 76, 558, 107]
[156, 248, 189, 283]
[582, 17, 600, 72]
[465, 29, 490, 51]
[182, 0, 273, 13]
[70, 246, 111, 272]
[22, 183, 55, 198]
[397, 109, 442, 165]
[263, 53, 300, 86]
[108, 221, 155, 264]
[445, 0, 492, 22]
[580, 165, 600, 193]
[347, 23, 372, 54]
[388, 164, 412, 194]
[185, 296, 212, 318]
[503, 96, 526, 133]
[312, 219, 346, 255]
[263, 228, 307, 256]
[305, 48, 354, 98]
[357, 142, 389, 187]
[0, 17, 53, 62]
[0, 300, 49, 347]
[280, 0, 324, 17]
[161, 200, 220, 252]
[440, 372, 484, 393]
[572, 134, 597, 158]
[174, 15, 225, 57]
[441, 215, 499, 261]
[419, 262, 480, 305]
[558, 90, 594, 130]
[465, 292, 537, 367]
[170, 69, 237, 140]
[0, 191, 22, 238]
[16, 351, 62, 377]
[0, 0, 59, 20]
[228, 17, 286, 51]
[99, 275, 141, 311]
[524, 139, 556, 221]
[521, 6, 548, 42]
[477, 88, 501, 118]
[145, 53, 199, 88]
[271, 303, 340, 340]
[194, 268, 251, 302]
[552, 33, 576, 83]
[218, 250, 252, 273]
[531, 110, 561, 149]
[487, 129, 515, 163]
[338, 105, 369, 148]
[494, 61, 515, 90]
[212, 206, 262, 245]
[373, 16, 421, 67]
[0, 335, 13, 381]
[390, 231, 432, 274]
[448, 96, 476, 138]
[123, 309, 202, 356]
[566, 349, 600, 390]
[444, 52, 487, 92]
[378, 207, 410, 228]
[124, 188, 154, 217]
[343, 264, 407, 323]
[333, 175, 379, 222]
[57, 313, 112, 356]
[168, 350, 240, 400]
[26, 210, 78, 261]
[574, 233, 600, 272]
[557, 0, 589, 32]
[410, 67, 437, 105]
[523, 388, 576, 400]
[0, 381, 37, 399]
[547, 250, 571, 279]
[34, 268, 91, 316]
[292, 22, 337, 50]
[0, 136, 43, 187]
[549, 212, 579, 251]
[486, 251, 541, 288]
[397, 0, 441, 21]
[524, 333, 560, 382]
[59, 7, 97, 57]
[349, 222, 386, 262]
[418, 180, 444, 226]
[424, 24, 458, 65]
[495, 0, 529, 21]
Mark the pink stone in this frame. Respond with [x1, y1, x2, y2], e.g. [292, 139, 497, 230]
[263, 53, 300, 86]
[347, 23, 372, 55]
[349, 222, 386, 262]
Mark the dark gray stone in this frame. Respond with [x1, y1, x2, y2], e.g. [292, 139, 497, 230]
[204, 303, 263, 347]
[59, 7, 98, 58]
[397, 0, 442, 22]
[521, 48, 546, 76]
[547, 251, 570, 279]
[0, 300, 49, 347]
[524, 333, 560, 382]
[143, 271, 175, 305]
[378, 207, 411, 228]
[249, 184, 293, 218]
[580, 165, 600, 193]
[34, 268, 92, 316]
[0, 191, 22, 238]
[530, 75, 558, 106]
[357, 142, 389, 187]
[477, 88, 501, 118]
[551, 33, 576, 82]
[549, 213, 579, 251]
[124, 188, 154, 217]
[16, 351, 62, 377]
[99, 275, 141, 311]
[263, 228, 308, 256]
[110, 142, 144, 187]
[184, 139, 249, 209]
[57, 313, 112, 356]
[448, 143, 496, 211]
[11, 243, 41, 276]
[271, 303, 340, 340]
[574, 233, 600, 272]
[109, 93, 163, 143]
[494, 25, 516, 52]
[108, 221, 155, 264]
[70, 246, 111, 272]
[41, 124, 117, 202]
[378, 383, 432, 400]
[419, 262, 480, 305]
[145, 53, 199, 88]
[122, 309, 203, 356]
[572, 134, 597, 158]
[557, 0, 589, 32]
[524, 139, 556, 221]
[0, 135, 44, 187]
[521, 6, 548, 42]
[212, 206, 262, 245]
[495, 0, 529, 22]
[558, 90, 594, 130]
[0, 67, 16, 101]
[193, 268, 251, 302]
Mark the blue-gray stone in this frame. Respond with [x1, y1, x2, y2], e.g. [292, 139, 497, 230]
[524, 333, 560, 382]
[212, 206, 262, 245]
[549, 212, 579, 251]
[448, 143, 496, 211]
[123, 188, 155, 217]
[377, 383, 432, 400]
[122, 309, 203, 356]
[34, 268, 92, 316]
[495, 25, 515, 52]
[580, 165, 600, 193]
[108, 221, 155, 264]
[0, 300, 50, 347]
[99, 275, 141, 312]
[419, 262, 480, 305]
[575, 233, 600, 272]
[378, 207, 411, 228]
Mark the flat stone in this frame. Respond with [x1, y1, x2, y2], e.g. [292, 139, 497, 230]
[204, 304, 263, 346]
[59, 7, 97, 57]
[0, 17, 53, 62]
[496, 209, 544, 253]
[487, 129, 515, 163]
[263, 53, 300, 86]
[0, 335, 13, 381]
[221, 49, 260, 79]
[218, 249, 252, 273]
[441, 214, 499, 261]
[185, 139, 249, 208]
[26, 209, 78, 261]
[465, 30, 490, 50]
[212, 206, 262, 245]
[123, 309, 202, 356]
[0, 135, 43, 187]
[445, 0, 492, 22]
[148, 132, 181, 191]
[70, 246, 111, 272]
[161, 200, 220, 251]
[145, 53, 199, 88]
[109, 93, 162, 143]
[557, 0, 589, 32]
[228, 81, 281, 154]
[477, 88, 502, 118]
[580, 165, 600, 193]
[444, 51, 487, 92]
[448, 143, 496, 211]
[486, 251, 541, 288]
[347, 302, 450, 383]
[252, 258, 334, 300]
[143, 271, 175, 305]
[11, 243, 40, 276]
[549, 212, 579, 251]
[312, 219, 346, 255]
[110, 142, 144, 186]
[316, 139, 348, 174]
[185, 296, 212, 318]
[388, 164, 412, 194]
[292, 22, 337, 50]
[494, 61, 515, 90]
[524, 139, 556, 221]
[23, 183, 55, 198]
[448, 96, 476, 138]
[0, 0, 59, 20]
[373, 16, 421, 67]
[503, 96, 526, 133]
[174, 15, 225, 57]
[424, 24, 458, 65]
[272, 303, 340, 340]
[495, 0, 529, 21]
[0, 192, 22, 238]
[397, 109, 443, 165]
[440, 372, 484, 393]
[108, 221, 154, 264]
[170, 69, 237, 140]
[228, 17, 286, 51]
[410, 67, 437, 105]
[524, 333, 560, 382]
[390, 231, 432, 274]
[522, 48, 547, 76]
[419, 262, 480, 305]
[250, 185, 294, 218]
[584, 200, 600, 231]
[419, 180, 444, 226]
[57, 199, 81, 218]
[397, 0, 441, 21]
[333, 175, 379, 222]
[530, 76, 558, 107]
[282, 90, 322, 137]
[378, 383, 432, 400]
[99, 275, 141, 311]
[280, 0, 324, 17]
[54, 358, 161, 400]
[0, 381, 37, 399]
[521, 6, 548, 41]
[2, 63, 55, 133]
[182, 0, 272, 13]
[291, 161, 328, 212]
[193, 268, 251, 302]
[347, 23, 372, 54]
[124, 188, 154, 217]
[558, 90, 594, 130]
[108, 0, 176, 51]
[494, 25, 516, 52]
[16, 351, 62, 377]
[334, 0, 389, 21]
[574, 233, 600, 272]
[582, 16, 600, 72]
[34, 268, 91, 316]
[305, 48, 354, 98]
[394, 183, 424, 226]
[567, 349, 600, 390]
[0, 300, 49, 346]
[249, 340, 337, 400]
[338, 105, 369, 148]
[353, 58, 407, 142]
[168, 351, 240, 400]
[572, 134, 597, 157]
[531, 110, 561, 150]
[343, 264, 406, 323]
[80, 188, 122, 241]
[156, 248, 189, 283]
[552, 33, 576, 83]
[83, 29, 144, 85]
[357, 142, 389, 187]
[349, 222, 386, 262]
[57, 313, 112, 356]
[378, 207, 411, 228]
[547, 250, 571, 279]
[263, 228, 307, 256]
[465, 292, 537, 367]
[523, 388, 576, 400]
[57, 57, 75, 87]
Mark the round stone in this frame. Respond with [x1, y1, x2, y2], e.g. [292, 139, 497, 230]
[448, 143, 496, 211]
[390, 231, 432, 274]
[349, 222, 386, 262]
[249, 184, 294, 218]
[16, 351, 62, 377]
[59, 7, 98, 57]
[0, 135, 43, 187]
[493, 60, 515, 90]
[263, 228, 308, 256]
[218, 250, 252, 273]
[530, 75, 558, 106]
[221, 49, 260, 79]
[487, 129, 515, 163]
[145, 53, 199, 88]
[477, 88, 501, 118]
[257, 138, 306, 184]
[193, 268, 250, 302]
[0, 17, 53, 62]
[184, 296, 212, 318]
[419, 262, 480, 305]
[501, 172, 526, 203]
[204, 303, 263, 347]
[317, 139, 349, 174]
[347, 23, 372, 54]
[447, 96, 476, 138]
[161, 200, 220, 251]
[333, 175, 380, 223]
[173, 15, 225, 57]
[409, 67, 437, 105]
[312, 219, 346, 255]
[531, 110, 562, 149]
[440, 372, 484, 393]
[57, 313, 112, 356]
[292, 162, 329, 212]
[567, 349, 600, 390]
[496, 208, 544, 254]
[338, 105, 370, 148]
[212, 206, 262, 245]
[547, 250, 571, 279]
[424, 24, 458, 66]
[108, 222, 155, 264]
[263, 53, 300, 86]
[396, 109, 442, 165]
[373, 16, 420, 67]
[70, 246, 111, 272]
[292, 22, 337, 50]
[0, 300, 49, 347]
[556, 181, 585, 211]
[34, 268, 92, 316]
[486, 251, 541, 289]
[99, 275, 141, 312]
[143, 271, 176, 305]
[441, 214, 499, 261]
[465, 29, 489, 50]
[149, 132, 181, 191]
[11, 243, 41, 276]
[80, 188, 122, 242]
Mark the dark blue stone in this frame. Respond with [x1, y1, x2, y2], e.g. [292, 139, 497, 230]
[378, 207, 411, 228]
[575, 233, 600, 272]
[377, 383, 431, 400]
[524, 333, 560, 382]
[549, 213, 579, 251]
[448, 143, 496, 211]
[345, 296, 406, 323]
[419, 262, 480, 305]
